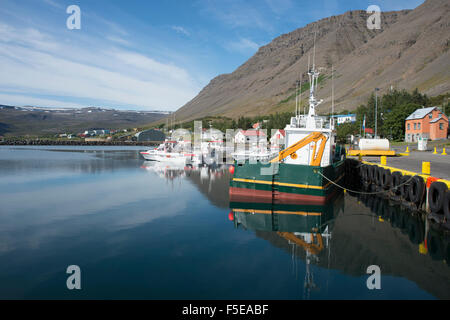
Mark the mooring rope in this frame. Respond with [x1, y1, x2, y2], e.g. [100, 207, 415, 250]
[314, 164, 418, 195]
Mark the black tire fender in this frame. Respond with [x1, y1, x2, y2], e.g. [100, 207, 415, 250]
[409, 176, 426, 205]
[428, 182, 448, 213]
[443, 191, 450, 220]
[400, 175, 412, 201]
[376, 167, 384, 186]
[381, 169, 392, 190]
[392, 171, 402, 195]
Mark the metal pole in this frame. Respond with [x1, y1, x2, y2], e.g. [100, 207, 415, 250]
[375, 88, 379, 138]
[375, 90, 377, 138]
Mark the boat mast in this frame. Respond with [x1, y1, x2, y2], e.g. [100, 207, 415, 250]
[331, 64, 335, 129]
[306, 31, 322, 128]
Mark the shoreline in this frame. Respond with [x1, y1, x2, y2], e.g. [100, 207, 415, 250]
[0, 139, 160, 146]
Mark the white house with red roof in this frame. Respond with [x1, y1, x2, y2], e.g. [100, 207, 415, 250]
[234, 129, 266, 144]
[270, 129, 285, 146]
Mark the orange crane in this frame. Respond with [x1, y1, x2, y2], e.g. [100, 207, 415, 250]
[270, 131, 328, 166]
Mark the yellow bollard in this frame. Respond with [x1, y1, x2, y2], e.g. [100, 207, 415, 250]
[422, 161, 430, 175]
[380, 156, 387, 166]
[406, 146, 410, 153]
[433, 147, 437, 154]
[442, 148, 447, 155]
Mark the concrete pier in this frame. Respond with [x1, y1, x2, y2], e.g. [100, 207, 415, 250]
[360, 151, 450, 180]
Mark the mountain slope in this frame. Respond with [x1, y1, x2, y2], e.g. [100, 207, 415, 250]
[174, 0, 449, 122]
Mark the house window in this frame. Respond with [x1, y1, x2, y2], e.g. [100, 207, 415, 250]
[440, 123, 444, 130]
[429, 114, 432, 119]
[414, 123, 417, 130]
[418, 123, 421, 130]
[407, 123, 410, 130]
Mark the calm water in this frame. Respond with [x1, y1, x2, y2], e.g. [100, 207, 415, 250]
[0, 146, 449, 299]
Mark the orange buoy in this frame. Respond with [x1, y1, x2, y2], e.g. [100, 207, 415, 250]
[229, 165, 235, 175]
[228, 211, 234, 221]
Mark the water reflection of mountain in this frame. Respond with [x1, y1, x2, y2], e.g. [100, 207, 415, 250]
[0, 147, 143, 174]
[322, 195, 450, 300]
[229, 191, 450, 299]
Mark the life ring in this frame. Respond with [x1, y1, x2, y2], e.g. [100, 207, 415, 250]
[444, 191, 450, 221]
[400, 175, 411, 201]
[392, 171, 402, 195]
[428, 181, 448, 213]
[381, 169, 392, 189]
[408, 176, 425, 205]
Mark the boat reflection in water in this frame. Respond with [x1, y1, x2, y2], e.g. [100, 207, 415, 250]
[230, 191, 345, 299]
[229, 186, 450, 299]
[141, 161, 231, 199]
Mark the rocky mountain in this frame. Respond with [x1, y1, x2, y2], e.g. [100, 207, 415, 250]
[174, 0, 449, 122]
[0, 105, 169, 136]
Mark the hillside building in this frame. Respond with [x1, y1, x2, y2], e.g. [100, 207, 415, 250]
[405, 107, 448, 142]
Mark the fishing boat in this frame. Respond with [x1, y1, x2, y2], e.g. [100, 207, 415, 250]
[229, 61, 346, 205]
[140, 139, 198, 164]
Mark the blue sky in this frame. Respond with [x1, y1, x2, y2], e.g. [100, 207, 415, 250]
[0, 0, 424, 111]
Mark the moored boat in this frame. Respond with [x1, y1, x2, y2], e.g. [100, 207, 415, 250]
[230, 61, 346, 205]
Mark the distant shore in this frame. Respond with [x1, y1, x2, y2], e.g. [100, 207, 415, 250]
[0, 139, 159, 146]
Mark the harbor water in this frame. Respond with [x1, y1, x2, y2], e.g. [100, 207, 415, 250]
[0, 146, 449, 299]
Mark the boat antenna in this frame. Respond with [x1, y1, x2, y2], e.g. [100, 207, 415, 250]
[312, 31, 316, 72]
[300, 72, 303, 115]
[331, 64, 334, 120]
[308, 53, 310, 74]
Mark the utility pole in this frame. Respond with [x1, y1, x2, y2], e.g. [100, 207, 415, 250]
[375, 88, 380, 138]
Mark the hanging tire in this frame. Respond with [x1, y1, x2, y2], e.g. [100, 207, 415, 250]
[427, 231, 444, 261]
[361, 165, 367, 183]
[443, 191, 450, 221]
[381, 169, 392, 190]
[392, 171, 402, 195]
[364, 165, 370, 183]
[428, 181, 448, 213]
[371, 166, 378, 183]
[400, 175, 412, 201]
[409, 176, 425, 205]
[375, 167, 384, 186]
[406, 217, 422, 244]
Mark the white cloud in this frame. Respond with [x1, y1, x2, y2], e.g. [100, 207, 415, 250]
[172, 26, 190, 36]
[0, 93, 84, 108]
[42, 0, 64, 9]
[200, 0, 273, 32]
[227, 38, 260, 54]
[106, 35, 130, 46]
[0, 22, 201, 110]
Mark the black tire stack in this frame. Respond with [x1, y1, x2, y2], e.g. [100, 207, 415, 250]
[428, 181, 450, 221]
